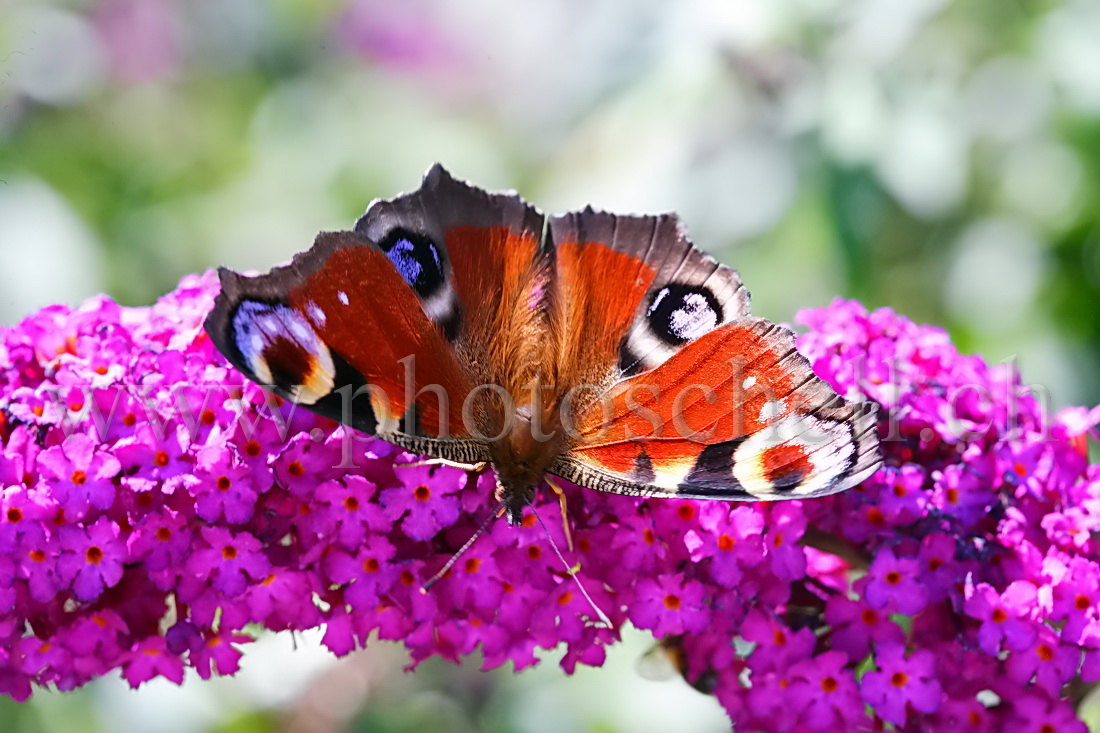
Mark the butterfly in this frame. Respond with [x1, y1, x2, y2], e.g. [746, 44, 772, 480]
[204, 165, 881, 524]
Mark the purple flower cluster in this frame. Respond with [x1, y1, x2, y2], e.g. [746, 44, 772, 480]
[1, 275, 1098, 730]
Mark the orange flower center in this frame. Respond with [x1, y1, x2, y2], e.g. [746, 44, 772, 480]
[154, 451, 169, 467]
[890, 671, 909, 687]
[222, 545, 238, 560]
[71, 470, 87, 486]
[287, 461, 304, 477]
[884, 570, 902, 586]
[216, 476, 231, 491]
[363, 558, 379, 573]
[663, 594, 681, 611]
[343, 496, 359, 511]
[820, 676, 838, 693]
[991, 608, 1008, 624]
[465, 558, 481, 574]
[414, 485, 431, 501]
[156, 527, 172, 542]
[717, 534, 735, 551]
[85, 546, 103, 564]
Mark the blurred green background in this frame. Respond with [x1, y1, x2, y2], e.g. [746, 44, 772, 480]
[2, 0, 1099, 731]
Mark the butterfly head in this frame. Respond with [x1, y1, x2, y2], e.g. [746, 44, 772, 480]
[490, 400, 566, 524]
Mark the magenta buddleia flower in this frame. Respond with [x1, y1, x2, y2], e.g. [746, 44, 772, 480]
[683, 503, 765, 587]
[191, 633, 252, 680]
[1049, 556, 1100, 643]
[191, 448, 259, 524]
[379, 464, 463, 541]
[323, 536, 398, 610]
[1, 279, 1098, 729]
[741, 609, 815, 673]
[788, 651, 864, 730]
[311, 475, 388, 548]
[55, 518, 126, 601]
[188, 526, 271, 597]
[628, 574, 710, 637]
[864, 547, 927, 614]
[861, 642, 942, 725]
[823, 589, 905, 661]
[1005, 628, 1081, 694]
[123, 638, 184, 688]
[964, 581, 1039, 655]
[36, 434, 120, 519]
[763, 503, 807, 580]
[1010, 694, 1088, 733]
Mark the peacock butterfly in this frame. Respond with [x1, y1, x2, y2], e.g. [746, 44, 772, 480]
[204, 165, 882, 524]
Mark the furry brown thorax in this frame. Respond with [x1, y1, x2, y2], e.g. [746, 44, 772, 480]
[485, 390, 567, 524]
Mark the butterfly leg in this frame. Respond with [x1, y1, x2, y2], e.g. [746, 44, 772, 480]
[394, 458, 489, 472]
[543, 476, 574, 552]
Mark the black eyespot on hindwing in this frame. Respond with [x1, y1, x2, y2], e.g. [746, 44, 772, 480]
[646, 283, 723, 346]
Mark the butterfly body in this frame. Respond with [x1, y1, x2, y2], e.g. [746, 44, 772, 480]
[205, 165, 882, 524]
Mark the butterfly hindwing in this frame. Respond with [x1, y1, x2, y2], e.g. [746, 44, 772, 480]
[552, 319, 882, 500]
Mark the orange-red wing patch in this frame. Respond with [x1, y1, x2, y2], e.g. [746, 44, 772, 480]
[445, 225, 541, 349]
[552, 241, 655, 385]
[761, 443, 812, 486]
[290, 235, 470, 437]
[570, 321, 798, 475]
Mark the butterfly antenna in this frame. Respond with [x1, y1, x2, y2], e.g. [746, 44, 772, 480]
[530, 505, 614, 629]
[421, 501, 504, 592]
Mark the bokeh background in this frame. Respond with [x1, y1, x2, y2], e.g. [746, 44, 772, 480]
[2, 0, 1099, 731]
